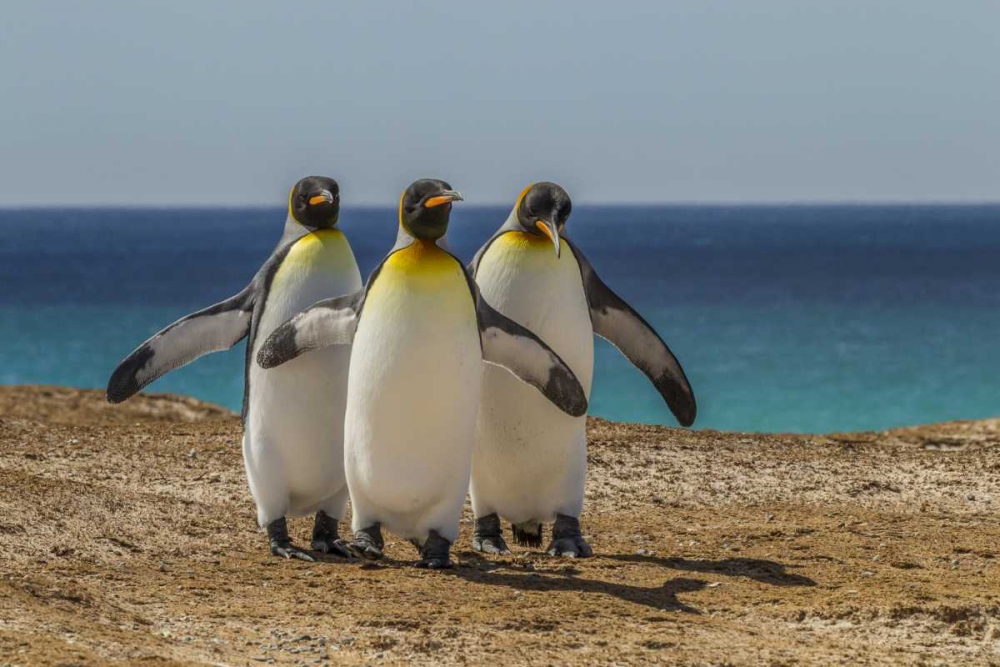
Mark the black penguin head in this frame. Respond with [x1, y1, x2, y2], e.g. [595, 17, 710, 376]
[289, 176, 340, 228]
[515, 182, 572, 258]
[399, 178, 463, 241]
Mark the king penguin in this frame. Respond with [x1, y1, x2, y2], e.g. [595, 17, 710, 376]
[468, 182, 696, 557]
[256, 178, 588, 569]
[107, 176, 363, 561]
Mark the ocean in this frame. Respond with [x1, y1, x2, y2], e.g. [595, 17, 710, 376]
[1, 205, 998, 434]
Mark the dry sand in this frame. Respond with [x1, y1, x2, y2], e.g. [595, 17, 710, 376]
[1, 385, 998, 666]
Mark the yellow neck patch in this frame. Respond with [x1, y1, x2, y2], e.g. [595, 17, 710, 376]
[386, 239, 455, 271]
[365, 241, 474, 329]
[481, 231, 571, 276]
[496, 230, 554, 252]
[379, 240, 466, 294]
[283, 229, 353, 270]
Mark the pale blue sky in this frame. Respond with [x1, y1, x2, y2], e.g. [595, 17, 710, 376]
[1, 1, 998, 205]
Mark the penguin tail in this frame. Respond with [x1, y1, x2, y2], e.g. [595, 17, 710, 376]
[512, 522, 543, 548]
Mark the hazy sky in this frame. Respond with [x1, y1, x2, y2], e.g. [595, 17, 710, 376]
[1, 1, 998, 205]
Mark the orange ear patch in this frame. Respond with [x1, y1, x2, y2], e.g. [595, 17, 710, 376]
[515, 183, 535, 210]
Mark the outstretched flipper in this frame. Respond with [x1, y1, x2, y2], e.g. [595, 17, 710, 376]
[474, 283, 588, 418]
[107, 285, 256, 403]
[564, 238, 696, 427]
[256, 290, 364, 369]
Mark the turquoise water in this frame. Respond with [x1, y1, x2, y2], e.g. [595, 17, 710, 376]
[2, 205, 998, 433]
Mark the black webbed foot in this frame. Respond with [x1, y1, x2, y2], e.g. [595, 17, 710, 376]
[271, 543, 316, 561]
[310, 510, 354, 558]
[346, 523, 384, 561]
[414, 530, 454, 569]
[545, 514, 593, 558]
[267, 517, 315, 562]
[472, 513, 511, 555]
[512, 520, 543, 548]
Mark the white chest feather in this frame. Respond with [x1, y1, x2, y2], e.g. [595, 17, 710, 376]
[345, 243, 481, 530]
[249, 229, 362, 413]
[470, 232, 593, 523]
[243, 229, 362, 520]
[257, 229, 363, 339]
[476, 232, 594, 391]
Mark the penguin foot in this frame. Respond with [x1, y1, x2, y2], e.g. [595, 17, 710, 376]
[266, 517, 315, 562]
[311, 538, 354, 558]
[346, 523, 384, 561]
[414, 530, 454, 570]
[310, 510, 354, 558]
[545, 514, 593, 558]
[512, 520, 543, 548]
[472, 513, 511, 555]
[271, 543, 316, 561]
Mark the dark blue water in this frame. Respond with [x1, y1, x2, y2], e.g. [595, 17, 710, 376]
[2, 205, 998, 433]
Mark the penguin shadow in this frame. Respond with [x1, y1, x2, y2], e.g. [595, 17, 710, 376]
[308, 552, 362, 565]
[450, 553, 706, 614]
[606, 554, 816, 587]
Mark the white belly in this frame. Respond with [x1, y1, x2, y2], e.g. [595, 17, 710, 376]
[471, 232, 594, 523]
[344, 244, 480, 542]
[244, 229, 362, 525]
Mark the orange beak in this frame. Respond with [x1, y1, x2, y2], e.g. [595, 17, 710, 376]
[424, 190, 464, 208]
[534, 220, 561, 258]
[308, 191, 334, 206]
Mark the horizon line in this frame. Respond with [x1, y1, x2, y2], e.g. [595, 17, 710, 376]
[3, 199, 1000, 210]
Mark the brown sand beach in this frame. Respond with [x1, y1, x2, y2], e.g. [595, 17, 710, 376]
[0, 385, 998, 666]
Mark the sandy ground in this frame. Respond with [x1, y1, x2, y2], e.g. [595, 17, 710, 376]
[0, 385, 998, 666]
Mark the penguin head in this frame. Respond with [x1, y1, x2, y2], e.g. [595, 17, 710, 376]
[399, 178, 463, 241]
[289, 176, 340, 228]
[515, 182, 572, 258]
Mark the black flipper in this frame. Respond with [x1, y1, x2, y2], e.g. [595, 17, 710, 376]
[255, 290, 364, 369]
[564, 237, 696, 427]
[471, 279, 588, 418]
[107, 285, 256, 403]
